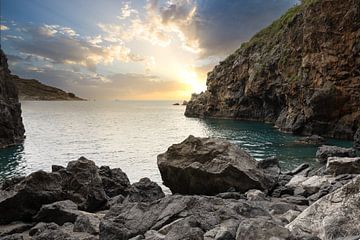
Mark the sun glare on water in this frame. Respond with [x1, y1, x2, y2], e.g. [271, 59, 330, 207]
[179, 69, 206, 94]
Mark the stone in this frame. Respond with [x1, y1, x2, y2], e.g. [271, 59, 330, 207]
[99, 195, 272, 240]
[284, 163, 310, 176]
[33, 200, 80, 225]
[157, 135, 277, 195]
[287, 176, 360, 239]
[125, 178, 164, 203]
[0, 50, 25, 149]
[0, 234, 24, 240]
[354, 128, 360, 149]
[74, 212, 103, 235]
[280, 209, 301, 223]
[0, 157, 107, 224]
[296, 135, 325, 145]
[0, 222, 34, 237]
[245, 189, 266, 201]
[325, 157, 360, 176]
[315, 145, 356, 163]
[235, 217, 293, 240]
[286, 175, 335, 196]
[215, 192, 245, 200]
[99, 166, 130, 198]
[29, 222, 59, 236]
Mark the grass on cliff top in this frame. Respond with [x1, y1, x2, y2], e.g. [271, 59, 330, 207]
[220, 0, 320, 66]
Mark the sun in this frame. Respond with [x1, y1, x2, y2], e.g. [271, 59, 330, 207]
[178, 69, 206, 94]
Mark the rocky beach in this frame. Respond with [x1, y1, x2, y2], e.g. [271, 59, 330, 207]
[1, 0, 360, 239]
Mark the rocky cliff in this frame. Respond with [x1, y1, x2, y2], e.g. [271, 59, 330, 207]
[13, 77, 85, 101]
[185, 0, 360, 140]
[0, 49, 25, 148]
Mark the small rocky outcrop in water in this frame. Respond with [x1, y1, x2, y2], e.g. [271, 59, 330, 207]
[0, 49, 25, 148]
[157, 135, 278, 195]
[185, 0, 360, 140]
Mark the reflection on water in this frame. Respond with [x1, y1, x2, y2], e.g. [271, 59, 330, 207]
[0, 101, 354, 185]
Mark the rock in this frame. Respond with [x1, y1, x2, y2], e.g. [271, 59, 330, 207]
[1, 177, 25, 190]
[284, 164, 310, 176]
[354, 128, 360, 149]
[52, 165, 65, 172]
[33, 200, 80, 225]
[235, 217, 293, 240]
[0, 234, 24, 240]
[245, 189, 266, 201]
[0, 157, 107, 224]
[287, 176, 360, 239]
[99, 195, 272, 240]
[74, 212, 103, 235]
[296, 135, 325, 145]
[99, 166, 130, 198]
[0, 49, 25, 148]
[125, 178, 164, 203]
[215, 192, 245, 200]
[0, 222, 34, 237]
[182, 101, 188, 106]
[280, 210, 301, 223]
[29, 222, 59, 236]
[157, 135, 277, 195]
[286, 175, 335, 196]
[282, 196, 308, 206]
[184, 0, 360, 140]
[325, 157, 360, 176]
[315, 145, 356, 163]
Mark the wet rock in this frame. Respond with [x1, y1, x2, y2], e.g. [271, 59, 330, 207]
[157, 135, 278, 195]
[99, 166, 130, 198]
[324, 157, 360, 176]
[287, 176, 360, 239]
[0, 157, 107, 224]
[33, 200, 80, 225]
[354, 128, 360, 149]
[315, 145, 356, 163]
[125, 178, 164, 203]
[0, 50, 25, 149]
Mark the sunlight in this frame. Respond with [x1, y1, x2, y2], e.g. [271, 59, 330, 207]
[178, 69, 206, 94]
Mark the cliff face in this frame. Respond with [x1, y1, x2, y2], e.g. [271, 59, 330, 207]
[0, 50, 25, 148]
[13, 77, 84, 101]
[185, 0, 360, 140]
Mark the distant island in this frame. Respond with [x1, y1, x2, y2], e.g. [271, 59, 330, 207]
[12, 76, 85, 101]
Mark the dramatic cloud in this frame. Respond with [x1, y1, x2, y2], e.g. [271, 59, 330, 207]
[0, 25, 9, 31]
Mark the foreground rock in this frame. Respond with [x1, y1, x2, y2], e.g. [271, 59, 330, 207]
[0, 49, 25, 148]
[325, 157, 360, 176]
[157, 135, 278, 195]
[184, 0, 360, 140]
[287, 176, 360, 239]
[315, 145, 356, 163]
[0, 157, 108, 224]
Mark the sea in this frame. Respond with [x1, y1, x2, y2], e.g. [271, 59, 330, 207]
[0, 101, 353, 187]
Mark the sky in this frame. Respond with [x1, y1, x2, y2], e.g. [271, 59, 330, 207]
[0, 0, 298, 100]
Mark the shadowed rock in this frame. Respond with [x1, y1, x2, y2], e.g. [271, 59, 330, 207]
[157, 135, 278, 195]
[315, 145, 356, 163]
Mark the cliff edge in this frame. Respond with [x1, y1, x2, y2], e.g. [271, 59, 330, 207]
[0, 49, 25, 148]
[185, 0, 360, 140]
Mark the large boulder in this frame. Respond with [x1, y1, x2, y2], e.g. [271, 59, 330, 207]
[315, 145, 356, 163]
[324, 157, 360, 176]
[354, 128, 360, 149]
[157, 135, 277, 195]
[0, 50, 25, 148]
[33, 200, 80, 225]
[287, 176, 360, 239]
[0, 157, 107, 224]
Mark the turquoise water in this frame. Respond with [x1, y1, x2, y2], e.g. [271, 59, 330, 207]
[0, 101, 353, 186]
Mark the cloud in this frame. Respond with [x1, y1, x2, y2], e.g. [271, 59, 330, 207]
[9, 24, 148, 71]
[0, 25, 9, 31]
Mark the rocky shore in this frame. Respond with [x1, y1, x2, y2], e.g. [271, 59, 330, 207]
[185, 0, 360, 140]
[1, 136, 359, 240]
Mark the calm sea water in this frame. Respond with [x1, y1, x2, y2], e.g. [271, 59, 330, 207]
[0, 101, 353, 186]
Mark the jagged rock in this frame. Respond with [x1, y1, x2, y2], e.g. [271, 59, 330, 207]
[184, 0, 360, 140]
[287, 176, 360, 239]
[29, 222, 59, 236]
[315, 145, 356, 163]
[157, 135, 277, 195]
[74, 212, 103, 235]
[235, 217, 292, 240]
[245, 189, 266, 201]
[0, 49, 25, 148]
[280, 210, 302, 223]
[99, 195, 272, 240]
[33, 200, 80, 225]
[354, 128, 360, 149]
[215, 192, 245, 200]
[325, 157, 360, 176]
[284, 164, 310, 176]
[125, 178, 164, 203]
[286, 175, 335, 196]
[296, 135, 325, 145]
[0, 157, 107, 224]
[0, 222, 34, 237]
[99, 166, 130, 198]
[0, 234, 24, 240]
